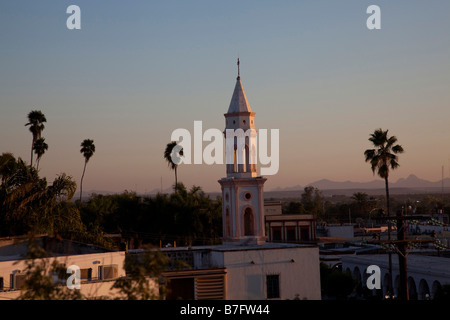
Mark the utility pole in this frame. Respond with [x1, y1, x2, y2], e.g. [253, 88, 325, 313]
[396, 207, 409, 300]
[370, 215, 436, 300]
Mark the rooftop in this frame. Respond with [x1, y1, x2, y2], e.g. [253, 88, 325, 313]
[342, 253, 450, 278]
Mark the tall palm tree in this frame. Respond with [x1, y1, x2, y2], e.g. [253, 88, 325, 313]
[25, 110, 46, 167]
[164, 141, 183, 193]
[364, 128, 404, 298]
[364, 129, 404, 221]
[33, 137, 48, 170]
[79, 139, 95, 202]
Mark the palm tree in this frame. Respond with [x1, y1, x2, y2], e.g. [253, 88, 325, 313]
[364, 129, 404, 221]
[79, 139, 95, 202]
[33, 138, 48, 170]
[25, 110, 46, 166]
[364, 128, 404, 298]
[164, 141, 183, 193]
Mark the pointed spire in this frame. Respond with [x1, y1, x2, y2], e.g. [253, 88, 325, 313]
[228, 58, 251, 114]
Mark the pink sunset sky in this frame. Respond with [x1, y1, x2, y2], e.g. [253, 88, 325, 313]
[1, 1, 450, 194]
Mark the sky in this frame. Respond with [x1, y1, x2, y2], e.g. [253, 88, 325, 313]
[1, 1, 450, 194]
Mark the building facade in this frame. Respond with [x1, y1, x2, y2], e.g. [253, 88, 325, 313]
[0, 235, 127, 299]
[342, 253, 450, 299]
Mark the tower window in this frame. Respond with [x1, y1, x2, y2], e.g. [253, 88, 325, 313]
[244, 208, 254, 236]
[243, 120, 246, 124]
[225, 208, 230, 237]
[244, 192, 252, 200]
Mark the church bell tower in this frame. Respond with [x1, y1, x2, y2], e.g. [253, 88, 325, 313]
[218, 59, 267, 245]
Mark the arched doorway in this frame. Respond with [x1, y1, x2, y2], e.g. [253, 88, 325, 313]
[244, 207, 254, 236]
[418, 279, 430, 300]
[408, 277, 418, 300]
[431, 281, 442, 300]
[225, 207, 231, 237]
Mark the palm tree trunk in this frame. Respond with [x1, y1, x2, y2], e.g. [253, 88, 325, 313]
[397, 207, 409, 300]
[30, 137, 34, 167]
[385, 176, 393, 298]
[174, 166, 178, 193]
[80, 161, 87, 202]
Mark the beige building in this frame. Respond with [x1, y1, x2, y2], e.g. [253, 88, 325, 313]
[0, 235, 127, 300]
[161, 243, 321, 300]
[264, 201, 317, 243]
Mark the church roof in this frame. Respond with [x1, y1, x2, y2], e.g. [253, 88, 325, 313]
[227, 77, 252, 114]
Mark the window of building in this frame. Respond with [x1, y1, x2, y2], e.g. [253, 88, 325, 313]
[11, 273, 26, 290]
[287, 227, 296, 242]
[244, 208, 254, 236]
[99, 265, 118, 280]
[225, 208, 231, 237]
[266, 274, 280, 299]
[80, 268, 92, 281]
[272, 227, 282, 242]
[300, 226, 310, 241]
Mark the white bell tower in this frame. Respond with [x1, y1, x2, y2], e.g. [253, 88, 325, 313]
[219, 59, 267, 245]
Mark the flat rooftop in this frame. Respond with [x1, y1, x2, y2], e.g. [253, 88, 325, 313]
[342, 253, 450, 278]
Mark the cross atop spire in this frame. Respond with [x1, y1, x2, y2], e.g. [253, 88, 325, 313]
[237, 57, 240, 80]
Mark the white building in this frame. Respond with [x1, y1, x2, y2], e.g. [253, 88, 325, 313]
[0, 235, 127, 300]
[342, 253, 450, 299]
[161, 60, 321, 300]
[162, 243, 320, 300]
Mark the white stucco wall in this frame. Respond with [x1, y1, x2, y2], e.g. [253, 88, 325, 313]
[219, 245, 321, 300]
[0, 251, 126, 299]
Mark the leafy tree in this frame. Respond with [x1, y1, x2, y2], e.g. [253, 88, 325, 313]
[284, 201, 305, 214]
[79, 183, 222, 249]
[113, 246, 169, 300]
[25, 110, 46, 167]
[17, 239, 170, 300]
[16, 239, 84, 300]
[79, 139, 95, 202]
[0, 153, 84, 238]
[320, 263, 356, 300]
[301, 186, 324, 217]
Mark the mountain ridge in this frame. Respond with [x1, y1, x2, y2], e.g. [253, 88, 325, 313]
[270, 174, 450, 191]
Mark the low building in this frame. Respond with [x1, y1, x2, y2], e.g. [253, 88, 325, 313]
[158, 242, 321, 300]
[342, 253, 450, 299]
[0, 235, 127, 300]
[264, 201, 283, 216]
[264, 201, 317, 243]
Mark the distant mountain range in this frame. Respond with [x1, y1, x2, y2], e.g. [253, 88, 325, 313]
[78, 174, 450, 200]
[270, 174, 450, 192]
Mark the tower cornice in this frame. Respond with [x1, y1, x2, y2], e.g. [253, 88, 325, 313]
[224, 112, 255, 118]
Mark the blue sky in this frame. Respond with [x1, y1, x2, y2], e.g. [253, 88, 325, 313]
[1, 1, 450, 193]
